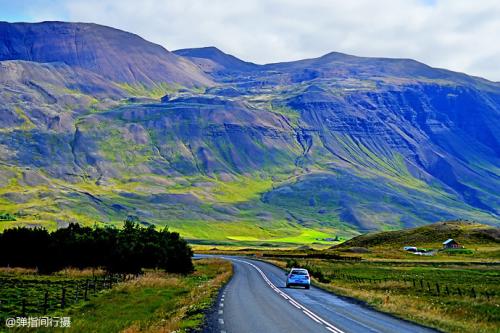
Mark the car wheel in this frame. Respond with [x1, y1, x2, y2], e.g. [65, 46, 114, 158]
[305, 285, 310, 290]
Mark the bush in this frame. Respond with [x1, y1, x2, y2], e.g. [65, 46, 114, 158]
[305, 265, 330, 283]
[0, 212, 16, 221]
[285, 259, 330, 283]
[286, 259, 299, 268]
[442, 248, 474, 255]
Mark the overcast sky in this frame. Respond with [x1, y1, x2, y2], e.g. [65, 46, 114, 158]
[1, 0, 499, 81]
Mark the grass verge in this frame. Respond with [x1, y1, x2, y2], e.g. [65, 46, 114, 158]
[267, 258, 499, 333]
[4, 258, 232, 333]
[68, 258, 231, 333]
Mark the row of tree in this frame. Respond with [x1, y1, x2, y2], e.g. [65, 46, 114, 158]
[0, 221, 193, 274]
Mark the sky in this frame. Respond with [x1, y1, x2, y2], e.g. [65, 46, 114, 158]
[1, 0, 499, 81]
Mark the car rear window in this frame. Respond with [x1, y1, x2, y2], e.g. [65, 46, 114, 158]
[291, 270, 308, 275]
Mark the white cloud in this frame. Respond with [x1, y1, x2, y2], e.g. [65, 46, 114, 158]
[21, 0, 500, 81]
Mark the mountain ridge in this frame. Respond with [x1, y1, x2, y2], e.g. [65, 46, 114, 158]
[173, 46, 259, 74]
[0, 21, 213, 87]
[179, 46, 500, 91]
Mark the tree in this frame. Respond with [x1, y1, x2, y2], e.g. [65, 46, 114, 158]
[0, 220, 194, 274]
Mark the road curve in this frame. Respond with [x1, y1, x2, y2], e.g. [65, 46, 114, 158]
[201, 256, 438, 333]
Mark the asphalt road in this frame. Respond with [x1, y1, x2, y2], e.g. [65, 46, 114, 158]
[203, 256, 438, 333]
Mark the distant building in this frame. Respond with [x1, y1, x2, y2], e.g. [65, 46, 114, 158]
[442, 239, 461, 249]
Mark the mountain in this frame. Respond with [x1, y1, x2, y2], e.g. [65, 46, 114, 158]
[0, 21, 212, 86]
[174, 47, 259, 74]
[264, 51, 482, 82]
[0, 22, 498, 243]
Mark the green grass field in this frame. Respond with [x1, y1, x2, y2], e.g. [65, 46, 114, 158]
[1, 259, 232, 333]
[270, 258, 499, 333]
[166, 219, 340, 247]
[0, 268, 107, 323]
[333, 221, 500, 261]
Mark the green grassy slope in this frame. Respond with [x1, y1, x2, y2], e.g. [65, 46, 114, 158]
[335, 221, 499, 249]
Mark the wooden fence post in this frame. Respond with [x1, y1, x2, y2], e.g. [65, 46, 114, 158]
[43, 291, 49, 314]
[22, 298, 26, 317]
[61, 287, 66, 309]
[84, 280, 89, 301]
[75, 284, 79, 303]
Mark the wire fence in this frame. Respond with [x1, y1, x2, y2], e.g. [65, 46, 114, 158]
[0, 274, 137, 320]
[322, 270, 496, 300]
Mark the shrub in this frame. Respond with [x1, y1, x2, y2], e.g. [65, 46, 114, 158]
[442, 248, 474, 255]
[286, 259, 299, 268]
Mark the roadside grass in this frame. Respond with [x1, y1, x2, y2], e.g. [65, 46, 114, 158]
[53, 268, 106, 278]
[0, 267, 37, 275]
[269, 258, 500, 333]
[1, 259, 231, 332]
[0, 269, 105, 324]
[42, 258, 231, 333]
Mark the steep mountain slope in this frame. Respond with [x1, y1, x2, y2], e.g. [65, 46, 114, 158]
[0, 21, 212, 86]
[180, 49, 500, 227]
[0, 22, 498, 242]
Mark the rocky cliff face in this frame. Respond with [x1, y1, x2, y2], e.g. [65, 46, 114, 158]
[0, 22, 498, 238]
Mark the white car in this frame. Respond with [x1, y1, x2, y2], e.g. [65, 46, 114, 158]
[286, 268, 311, 289]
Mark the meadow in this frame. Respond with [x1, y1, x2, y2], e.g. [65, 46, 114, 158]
[272, 258, 500, 333]
[1, 258, 231, 332]
[0, 268, 108, 323]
